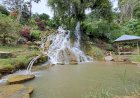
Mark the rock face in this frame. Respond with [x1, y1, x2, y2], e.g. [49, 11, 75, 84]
[0, 84, 33, 98]
[7, 75, 35, 84]
[0, 51, 13, 58]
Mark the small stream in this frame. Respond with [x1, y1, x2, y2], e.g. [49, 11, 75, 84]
[22, 62, 140, 98]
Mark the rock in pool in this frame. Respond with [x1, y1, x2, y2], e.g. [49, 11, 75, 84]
[7, 74, 35, 84]
[0, 84, 33, 98]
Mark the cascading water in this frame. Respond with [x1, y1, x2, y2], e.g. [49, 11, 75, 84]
[72, 22, 93, 63]
[27, 55, 41, 73]
[27, 21, 93, 73]
[47, 22, 93, 65]
[26, 33, 47, 73]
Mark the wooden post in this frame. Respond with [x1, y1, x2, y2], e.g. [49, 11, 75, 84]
[137, 41, 139, 55]
[117, 44, 120, 55]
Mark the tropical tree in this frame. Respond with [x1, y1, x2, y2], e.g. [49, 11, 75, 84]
[118, 0, 140, 22]
[48, 0, 112, 30]
[3, 0, 41, 23]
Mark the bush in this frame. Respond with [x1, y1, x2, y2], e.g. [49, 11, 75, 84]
[0, 13, 20, 45]
[19, 26, 31, 40]
[0, 5, 9, 16]
[31, 30, 41, 40]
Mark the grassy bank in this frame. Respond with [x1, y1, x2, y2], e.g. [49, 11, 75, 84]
[0, 45, 40, 74]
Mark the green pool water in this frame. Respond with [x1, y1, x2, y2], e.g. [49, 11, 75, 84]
[24, 61, 140, 98]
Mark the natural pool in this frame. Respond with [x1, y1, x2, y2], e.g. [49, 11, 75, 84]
[24, 61, 140, 98]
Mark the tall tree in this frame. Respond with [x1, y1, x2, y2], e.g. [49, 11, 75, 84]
[48, 0, 112, 29]
[3, 0, 24, 22]
[118, 0, 140, 22]
[3, 0, 41, 23]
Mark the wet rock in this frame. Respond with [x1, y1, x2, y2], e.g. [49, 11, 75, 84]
[57, 63, 65, 65]
[69, 60, 78, 65]
[0, 84, 33, 98]
[0, 51, 13, 58]
[104, 56, 114, 61]
[44, 41, 51, 51]
[7, 74, 35, 84]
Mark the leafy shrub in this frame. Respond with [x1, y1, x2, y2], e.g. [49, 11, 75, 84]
[31, 30, 41, 40]
[0, 13, 20, 45]
[20, 26, 31, 40]
[0, 5, 9, 16]
[35, 18, 46, 31]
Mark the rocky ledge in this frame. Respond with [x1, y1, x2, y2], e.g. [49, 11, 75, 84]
[0, 84, 33, 98]
[7, 74, 35, 84]
[0, 51, 13, 58]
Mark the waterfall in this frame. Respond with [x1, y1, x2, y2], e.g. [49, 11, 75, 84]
[26, 33, 47, 73]
[26, 22, 93, 73]
[47, 22, 93, 65]
[72, 21, 93, 63]
[26, 55, 41, 73]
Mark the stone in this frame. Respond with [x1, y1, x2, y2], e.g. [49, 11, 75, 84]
[0, 51, 13, 58]
[0, 84, 33, 98]
[7, 74, 35, 84]
[17, 37, 28, 44]
[104, 56, 114, 61]
[26, 41, 32, 45]
[44, 41, 51, 51]
[69, 60, 78, 65]
[0, 67, 15, 75]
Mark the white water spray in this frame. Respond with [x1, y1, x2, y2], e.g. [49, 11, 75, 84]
[47, 22, 93, 65]
[27, 22, 93, 73]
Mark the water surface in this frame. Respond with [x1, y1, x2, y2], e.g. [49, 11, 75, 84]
[24, 61, 140, 98]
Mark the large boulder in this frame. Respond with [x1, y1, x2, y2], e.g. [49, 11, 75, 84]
[104, 56, 114, 61]
[7, 74, 35, 84]
[0, 84, 33, 98]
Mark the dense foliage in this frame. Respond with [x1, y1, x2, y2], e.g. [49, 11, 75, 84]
[1, 0, 140, 48]
[48, 0, 112, 30]
[0, 13, 20, 45]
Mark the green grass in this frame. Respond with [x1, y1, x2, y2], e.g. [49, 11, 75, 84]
[131, 55, 140, 62]
[0, 45, 40, 70]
